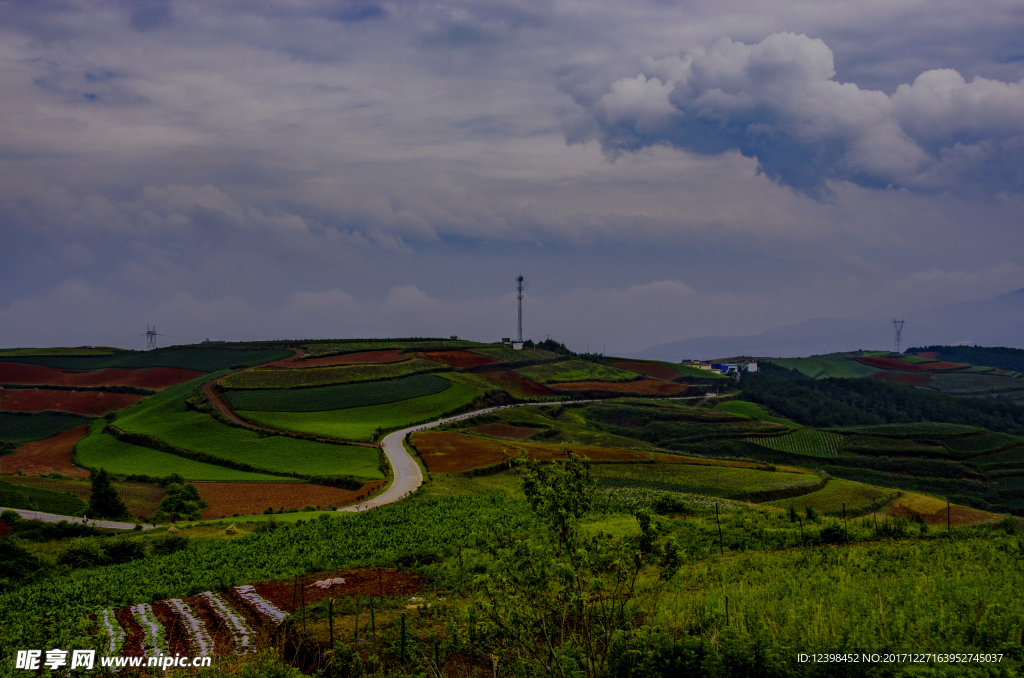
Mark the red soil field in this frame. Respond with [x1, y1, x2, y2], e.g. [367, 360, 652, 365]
[1, 388, 144, 416]
[549, 380, 691, 394]
[411, 431, 652, 473]
[871, 371, 932, 387]
[253, 568, 427, 610]
[607, 358, 679, 381]
[265, 349, 409, 368]
[196, 481, 385, 518]
[476, 370, 553, 397]
[0, 425, 89, 477]
[0, 362, 204, 389]
[469, 423, 541, 439]
[853, 356, 967, 372]
[887, 502, 997, 526]
[414, 350, 495, 369]
[918, 352, 939, 360]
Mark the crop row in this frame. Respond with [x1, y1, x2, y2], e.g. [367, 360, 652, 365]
[220, 359, 445, 390]
[829, 422, 983, 438]
[223, 374, 453, 412]
[745, 430, 843, 458]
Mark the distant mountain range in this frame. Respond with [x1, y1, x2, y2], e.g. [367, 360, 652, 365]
[628, 287, 1024, 361]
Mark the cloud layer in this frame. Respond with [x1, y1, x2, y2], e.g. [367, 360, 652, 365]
[578, 32, 1024, 197]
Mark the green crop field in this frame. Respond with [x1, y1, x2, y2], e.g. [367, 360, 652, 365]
[927, 371, 1024, 395]
[113, 374, 383, 479]
[0, 479, 87, 515]
[763, 478, 896, 515]
[943, 431, 1021, 454]
[671, 364, 729, 379]
[220, 358, 443, 389]
[745, 429, 843, 458]
[898, 355, 935, 364]
[239, 374, 490, 441]
[970, 446, 1024, 469]
[590, 463, 821, 501]
[303, 339, 481, 358]
[0, 411, 93, 444]
[0, 347, 126, 356]
[0, 346, 292, 372]
[829, 422, 983, 437]
[223, 373, 453, 412]
[515, 359, 641, 384]
[714, 400, 800, 426]
[771, 356, 880, 379]
[470, 346, 558, 365]
[75, 422, 284, 481]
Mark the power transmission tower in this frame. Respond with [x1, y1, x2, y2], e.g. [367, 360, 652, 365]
[892, 319, 905, 354]
[516, 275, 524, 343]
[145, 325, 158, 351]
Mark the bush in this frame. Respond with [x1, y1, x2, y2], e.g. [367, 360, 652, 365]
[105, 537, 146, 564]
[150, 534, 190, 556]
[57, 539, 109, 569]
[154, 482, 208, 523]
[818, 523, 849, 545]
[0, 538, 44, 593]
[652, 494, 695, 515]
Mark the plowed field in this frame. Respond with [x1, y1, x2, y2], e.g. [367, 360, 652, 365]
[886, 496, 998, 526]
[1, 388, 144, 415]
[0, 425, 89, 477]
[475, 370, 553, 397]
[871, 372, 932, 387]
[265, 349, 409, 368]
[414, 350, 495, 369]
[607, 359, 679, 380]
[549, 380, 691, 394]
[411, 431, 652, 473]
[853, 356, 968, 372]
[196, 481, 385, 518]
[0, 362, 204, 389]
[254, 568, 427, 609]
[469, 424, 541, 439]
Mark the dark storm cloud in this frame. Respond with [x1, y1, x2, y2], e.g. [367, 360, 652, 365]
[574, 32, 1024, 199]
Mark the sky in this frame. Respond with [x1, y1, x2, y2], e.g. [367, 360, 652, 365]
[1, 0, 1023, 354]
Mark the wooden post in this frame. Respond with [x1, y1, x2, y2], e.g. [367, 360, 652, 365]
[371, 602, 376, 643]
[378, 568, 383, 598]
[301, 582, 306, 636]
[877, 586, 886, 644]
[329, 598, 335, 649]
[433, 633, 439, 671]
[354, 596, 360, 642]
[292, 575, 297, 609]
[947, 501, 951, 532]
[799, 516, 804, 543]
[725, 595, 730, 626]
[716, 503, 724, 555]
[400, 613, 407, 666]
[843, 502, 848, 540]
[458, 545, 464, 590]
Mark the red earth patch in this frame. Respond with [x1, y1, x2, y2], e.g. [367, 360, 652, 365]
[917, 352, 939, 360]
[265, 349, 409, 368]
[549, 380, 692, 394]
[476, 370, 553, 397]
[413, 350, 496, 369]
[196, 481, 386, 518]
[0, 362, 204, 389]
[1, 388, 145, 416]
[468, 423, 541, 439]
[853, 356, 968, 372]
[0, 425, 90, 477]
[607, 359, 680, 381]
[253, 568, 427, 611]
[871, 371, 932, 387]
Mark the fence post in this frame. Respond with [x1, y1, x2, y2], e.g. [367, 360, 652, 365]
[716, 503, 724, 555]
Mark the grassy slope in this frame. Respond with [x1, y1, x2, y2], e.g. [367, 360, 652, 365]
[515, 359, 642, 384]
[114, 373, 383, 479]
[763, 477, 899, 514]
[714, 400, 801, 426]
[223, 373, 453, 412]
[590, 462, 821, 499]
[771, 356, 880, 379]
[239, 374, 490, 441]
[0, 479, 87, 515]
[75, 421, 284, 481]
[219, 358, 443, 389]
[672, 364, 730, 379]
[0, 347, 292, 372]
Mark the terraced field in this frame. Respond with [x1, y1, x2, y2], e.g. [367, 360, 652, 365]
[829, 422, 983, 437]
[771, 356, 880, 379]
[548, 380, 690, 394]
[1, 388, 145, 416]
[745, 430, 843, 458]
[0, 425, 89, 477]
[0, 362, 203, 389]
[763, 478, 896, 515]
[943, 431, 1021, 454]
[475, 370, 553, 398]
[220, 358, 443, 389]
[590, 462, 822, 502]
[606, 358, 681, 381]
[223, 374, 453, 412]
[714, 400, 799, 426]
[239, 374, 491, 441]
[0, 411, 93, 444]
[515, 359, 641, 384]
[0, 347, 292, 372]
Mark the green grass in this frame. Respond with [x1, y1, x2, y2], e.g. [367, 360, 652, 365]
[0, 411, 93, 444]
[469, 346, 558, 365]
[898, 354, 935, 364]
[515, 359, 641, 384]
[971, 446, 1024, 469]
[222, 373, 453, 412]
[745, 430, 843, 458]
[113, 374, 383, 479]
[75, 421, 285, 481]
[771, 357, 880, 379]
[302, 339, 483, 358]
[671, 364, 730, 379]
[220, 358, 444, 389]
[714, 400, 800, 426]
[762, 478, 896, 515]
[0, 347, 126, 356]
[0, 479, 87, 515]
[590, 463, 822, 501]
[238, 374, 489, 441]
[829, 422, 983, 437]
[927, 372, 1024, 395]
[0, 346, 292, 372]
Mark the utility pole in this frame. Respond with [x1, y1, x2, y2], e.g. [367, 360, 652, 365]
[145, 326, 158, 351]
[516, 275, 524, 343]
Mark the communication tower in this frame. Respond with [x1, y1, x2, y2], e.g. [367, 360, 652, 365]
[892, 319, 905, 354]
[516, 275, 524, 343]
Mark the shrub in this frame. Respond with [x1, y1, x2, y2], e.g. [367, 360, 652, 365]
[150, 534, 190, 556]
[105, 537, 146, 564]
[57, 539, 109, 569]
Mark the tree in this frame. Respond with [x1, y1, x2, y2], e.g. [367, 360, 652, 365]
[154, 482, 208, 523]
[474, 454, 681, 677]
[87, 469, 130, 521]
